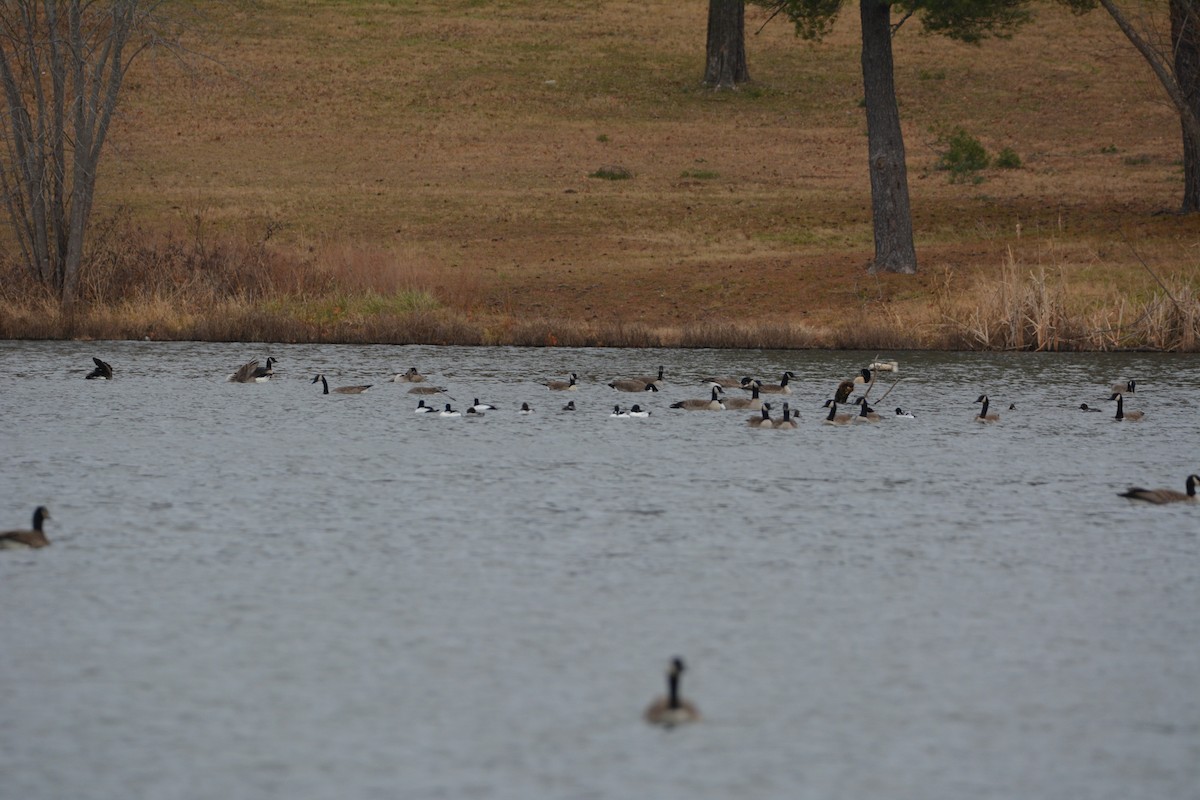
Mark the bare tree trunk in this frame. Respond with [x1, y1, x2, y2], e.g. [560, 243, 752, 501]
[704, 0, 750, 89]
[860, 0, 917, 274]
[0, 0, 156, 305]
[1098, 0, 1200, 213]
[1173, 0, 1200, 212]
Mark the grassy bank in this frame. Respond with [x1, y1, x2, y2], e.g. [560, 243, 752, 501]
[1, 0, 1197, 350]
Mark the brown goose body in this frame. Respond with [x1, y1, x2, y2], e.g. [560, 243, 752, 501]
[0, 506, 51, 550]
[974, 394, 1000, 423]
[773, 402, 798, 428]
[544, 373, 578, 391]
[747, 403, 773, 427]
[723, 382, 762, 410]
[85, 357, 113, 380]
[822, 399, 853, 426]
[608, 379, 658, 393]
[1119, 474, 1199, 504]
[671, 386, 725, 411]
[312, 374, 371, 394]
[757, 371, 795, 395]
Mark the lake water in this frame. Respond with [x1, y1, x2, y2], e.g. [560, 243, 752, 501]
[2, 340, 1198, 800]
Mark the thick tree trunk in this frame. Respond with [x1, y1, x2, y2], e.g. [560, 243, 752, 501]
[703, 0, 750, 89]
[859, 0, 917, 274]
[1172, 0, 1200, 212]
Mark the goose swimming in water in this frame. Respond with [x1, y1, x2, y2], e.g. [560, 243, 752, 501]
[747, 403, 773, 427]
[756, 371, 795, 395]
[0, 506, 51, 550]
[1111, 379, 1136, 394]
[773, 402, 798, 429]
[722, 382, 762, 411]
[822, 399, 853, 426]
[644, 657, 700, 728]
[544, 373, 578, 391]
[608, 379, 658, 393]
[1108, 392, 1144, 421]
[670, 386, 725, 411]
[974, 394, 1000, 423]
[228, 358, 275, 383]
[392, 367, 425, 383]
[1118, 474, 1199, 504]
[312, 374, 371, 394]
[85, 357, 113, 380]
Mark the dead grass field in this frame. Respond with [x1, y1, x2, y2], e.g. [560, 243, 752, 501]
[2, 0, 1197, 348]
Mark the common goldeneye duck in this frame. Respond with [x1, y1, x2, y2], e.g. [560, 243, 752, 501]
[414, 400, 436, 413]
[894, 407, 915, 419]
[439, 404, 461, 417]
[610, 405, 629, 418]
[519, 403, 534, 414]
[1078, 403, 1102, 412]
[469, 398, 497, 412]
[561, 400, 576, 411]
[627, 404, 650, 417]
[465, 407, 485, 417]
[85, 357, 113, 380]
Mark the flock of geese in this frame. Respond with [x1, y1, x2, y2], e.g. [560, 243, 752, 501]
[4, 358, 1194, 554]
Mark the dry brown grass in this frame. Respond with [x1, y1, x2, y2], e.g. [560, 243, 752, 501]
[0, 0, 1195, 348]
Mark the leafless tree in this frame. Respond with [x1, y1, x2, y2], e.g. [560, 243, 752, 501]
[0, 1, 170, 305]
[1096, 0, 1200, 212]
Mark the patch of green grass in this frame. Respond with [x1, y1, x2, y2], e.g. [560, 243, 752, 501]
[589, 166, 633, 180]
[995, 147, 1021, 169]
[680, 169, 719, 180]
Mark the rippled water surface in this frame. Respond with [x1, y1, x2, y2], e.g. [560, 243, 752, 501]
[2, 341, 1198, 799]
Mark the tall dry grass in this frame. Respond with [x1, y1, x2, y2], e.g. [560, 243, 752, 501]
[937, 249, 1200, 351]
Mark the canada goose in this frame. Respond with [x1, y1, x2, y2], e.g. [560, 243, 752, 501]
[610, 404, 630, 418]
[468, 398, 497, 412]
[722, 382, 762, 411]
[702, 375, 751, 389]
[853, 367, 873, 385]
[414, 400, 436, 413]
[822, 399, 853, 426]
[774, 402, 798, 429]
[853, 397, 881, 422]
[519, 402, 534, 414]
[974, 394, 1000, 423]
[747, 403, 773, 427]
[894, 407, 915, 419]
[1079, 403, 1102, 412]
[670, 386, 725, 411]
[628, 404, 650, 418]
[561, 400, 577, 412]
[629, 365, 665, 387]
[1118, 474, 1199, 504]
[644, 657, 700, 728]
[392, 367, 425, 383]
[407, 385, 450, 396]
[438, 404, 461, 417]
[608, 379, 658, 393]
[312, 374, 371, 395]
[544, 373, 578, 391]
[1111, 379, 1136, 394]
[757, 371, 795, 395]
[0, 506, 51, 550]
[228, 357, 275, 382]
[85, 357, 113, 380]
[1108, 392, 1144, 421]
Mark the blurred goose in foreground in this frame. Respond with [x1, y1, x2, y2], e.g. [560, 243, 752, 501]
[0, 506, 51, 550]
[414, 400, 437, 413]
[627, 404, 650, 418]
[974, 394, 1000, 423]
[1118, 474, 1199, 504]
[1111, 379, 1136, 394]
[608, 379, 659, 393]
[822, 399, 853, 426]
[834, 369, 871, 403]
[312, 374, 371, 394]
[774, 402, 798, 429]
[853, 397, 881, 422]
[1079, 403, 1102, 412]
[561, 400, 576, 412]
[671, 386, 725, 411]
[544, 373, 578, 391]
[894, 407, 915, 419]
[756, 371, 795, 395]
[644, 657, 700, 728]
[392, 367, 425, 383]
[722, 382, 762, 411]
[85, 357, 113, 380]
[747, 403, 773, 427]
[1108, 392, 1143, 421]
